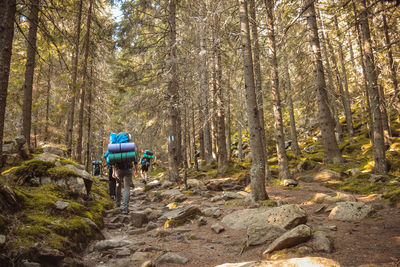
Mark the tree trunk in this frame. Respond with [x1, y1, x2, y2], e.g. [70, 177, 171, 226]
[357, 0, 387, 174]
[45, 54, 51, 142]
[318, 12, 342, 143]
[85, 63, 93, 171]
[265, 0, 290, 179]
[226, 89, 232, 161]
[213, 12, 228, 174]
[282, 54, 301, 156]
[192, 99, 199, 171]
[66, 0, 83, 158]
[239, 0, 267, 201]
[305, 0, 342, 164]
[334, 15, 354, 143]
[199, 2, 213, 165]
[22, 0, 40, 149]
[77, 0, 93, 163]
[382, 12, 400, 120]
[167, 0, 180, 181]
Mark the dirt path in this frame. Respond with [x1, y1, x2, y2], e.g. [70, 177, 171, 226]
[82, 176, 400, 267]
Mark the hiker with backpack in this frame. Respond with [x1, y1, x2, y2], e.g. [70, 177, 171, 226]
[140, 150, 154, 184]
[106, 132, 138, 214]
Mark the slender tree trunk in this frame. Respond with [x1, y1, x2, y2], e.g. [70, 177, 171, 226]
[239, 0, 267, 201]
[45, 54, 51, 142]
[282, 55, 301, 156]
[213, 12, 228, 174]
[77, 0, 93, 163]
[265, 0, 290, 179]
[318, 13, 342, 142]
[66, 0, 83, 158]
[353, 2, 373, 140]
[192, 99, 199, 171]
[226, 89, 232, 161]
[0, 0, 16, 157]
[382, 13, 400, 120]
[22, 0, 40, 149]
[334, 15, 354, 142]
[85, 63, 93, 171]
[199, 2, 213, 165]
[305, 0, 342, 164]
[357, 0, 387, 174]
[183, 103, 188, 189]
[167, 0, 180, 181]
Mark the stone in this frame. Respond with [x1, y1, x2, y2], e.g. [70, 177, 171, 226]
[211, 223, 225, 233]
[297, 246, 313, 255]
[246, 225, 286, 246]
[157, 252, 188, 265]
[42, 145, 65, 157]
[130, 211, 149, 228]
[262, 224, 312, 255]
[215, 257, 340, 267]
[141, 260, 155, 267]
[314, 169, 341, 182]
[55, 201, 70, 210]
[203, 207, 220, 217]
[187, 179, 207, 190]
[210, 195, 223, 202]
[4, 153, 23, 165]
[222, 204, 307, 230]
[296, 175, 315, 183]
[93, 239, 130, 251]
[309, 231, 333, 253]
[161, 189, 184, 198]
[159, 205, 202, 221]
[0, 235, 5, 246]
[368, 174, 387, 183]
[222, 191, 246, 200]
[161, 180, 174, 189]
[145, 221, 158, 231]
[348, 168, 361, 176]
[116, 248, 131, 258]
[37, 247, 65, 263]
[2, 142, 16, 154]
[35, 152, 60, 162]
[21, 260, 41, 267]
[131, 251, 149, 261]
[329, 202, 374, 221]
[198, 216, 207, 226]
[40, 176, 52, 185]
[335, 192, 356, 202]
[283, 179, 298, 187]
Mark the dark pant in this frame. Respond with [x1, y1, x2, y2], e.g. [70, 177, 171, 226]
[108, 166, 116, 197]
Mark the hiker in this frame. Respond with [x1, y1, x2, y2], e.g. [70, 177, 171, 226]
[140, 150, 154, 184]
[92, 160, 101, 176]
[107, 132, 138, 214]
[103, 152, 116, 199]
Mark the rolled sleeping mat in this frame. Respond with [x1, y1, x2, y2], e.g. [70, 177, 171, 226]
[108, 142, 135, 153]
[143, 154, 154, 159]
[108, 152, 136, 165]
[144, 150, 154, 156]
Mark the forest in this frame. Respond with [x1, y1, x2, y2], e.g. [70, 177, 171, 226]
[0, 0, 400, 266]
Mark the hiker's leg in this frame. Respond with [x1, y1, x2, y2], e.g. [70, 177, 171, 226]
[115, 178, 121, 207]
[109, 167, 116, 198]
[122, 169, 132, 212]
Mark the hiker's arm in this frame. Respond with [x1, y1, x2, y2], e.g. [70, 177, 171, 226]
[112, 166, 117, 178]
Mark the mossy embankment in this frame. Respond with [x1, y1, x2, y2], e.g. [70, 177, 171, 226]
[0, 157, 113, 265]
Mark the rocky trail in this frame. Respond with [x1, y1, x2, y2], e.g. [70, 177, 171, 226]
[82, 172, 400, 267]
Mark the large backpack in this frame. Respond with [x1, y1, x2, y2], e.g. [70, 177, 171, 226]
[107, 132, 135, 168]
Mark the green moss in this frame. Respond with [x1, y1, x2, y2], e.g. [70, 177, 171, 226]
[59, 158, 79, 166]
[182, 190, 194, 195]
[10, 159, 56, 183]
[35, 147, 44, 154]
[260, 200, 276, 207]
[382, 187, 400, 207]
[224, 199, 245, 206]
[338, 173, 386, 195]
[0, 213, 8, 233]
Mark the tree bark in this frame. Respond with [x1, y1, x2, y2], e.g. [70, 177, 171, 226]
[45, 54, 51, 142]
[167, 0, 180, 181]
[213, 11, 228, 174]
[199, 2, 213, 165]
[334, 15, 354, 143]
[282, 54, 301, 156]
[305, 0, 342, 164]
[357, 0, 387, 174]
[265, 0, 291, 179]
[22, 0, 40, 149]
[239, 0, 267, 201]
[77, 0, 93, 163]
[382, 12, 400, 120]
[66, 0, 83, 158]
[85, 63, 93, 171]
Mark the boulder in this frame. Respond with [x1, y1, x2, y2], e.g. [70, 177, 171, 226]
[42, 145, 65, 157]
[348, 168, 361, 176]
[4, 153, 23, 165]
[93, 239, 131, 251]
[329, 202, 374, 221]
[159, 205, 202, 221]
[309, 231, 333, 253]
[55, 201, 69, 210]
[0, 235, 5, 246]
[296, 159, 317, 172]
[247, 225, 286, 246]
[131, 251, 149, 262]
[161, 189, 184, 199]
[187, 179, 207, 190]
[283, 179, 298, 187]
[35, 152, 60, 163]
[215, 257, 341, 267]
[262, 224, 312, 255]
[130, 211, 149, 228]
[222, 205, 306, 230]
[222, 191, 246, 200]
[314, 169, 341, 182]
[157, 252, 188, 265]
[161, 180, 174, 189]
